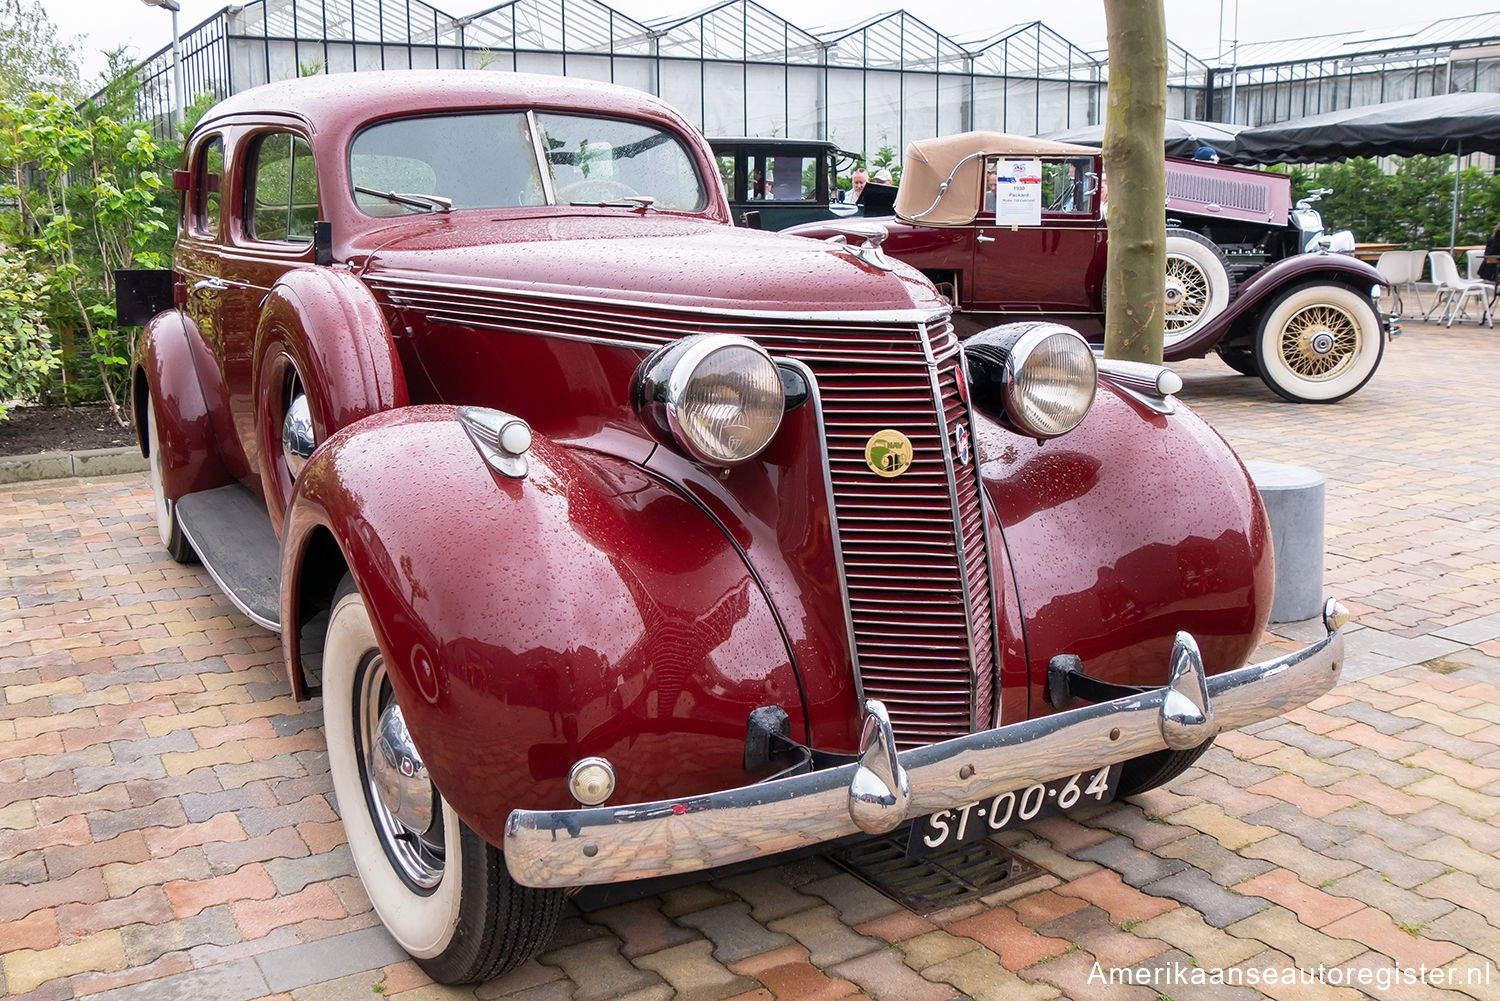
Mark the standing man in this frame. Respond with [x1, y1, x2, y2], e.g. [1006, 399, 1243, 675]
[847, 167, 869, 204]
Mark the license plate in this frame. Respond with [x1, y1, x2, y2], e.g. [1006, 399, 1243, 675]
[906, 764, 1122, 856]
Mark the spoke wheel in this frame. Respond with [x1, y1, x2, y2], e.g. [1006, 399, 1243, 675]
[1255, 283, 1384, 403]
[1163, 229, 1233, 349]
[323, 580, 566, 983]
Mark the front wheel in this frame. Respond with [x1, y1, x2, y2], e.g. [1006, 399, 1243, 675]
[1117, 740, 1213, 798]
[323, 581, 565, 983]
[1255, 283, 1384, 403]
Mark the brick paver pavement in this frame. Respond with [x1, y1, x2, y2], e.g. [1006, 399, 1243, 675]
[4, 320, 1499, 1000]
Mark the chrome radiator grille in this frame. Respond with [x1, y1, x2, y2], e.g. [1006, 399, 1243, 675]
[804, 322, 997, 748]
[370, 278, 998, 747]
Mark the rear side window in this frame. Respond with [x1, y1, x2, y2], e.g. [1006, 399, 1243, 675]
[194, 135, 224, 236]
[247, 132, 318, 243]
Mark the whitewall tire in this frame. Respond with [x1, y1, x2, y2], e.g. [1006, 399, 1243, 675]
[1254, 282, 1383, 403]
[322, 581, 565, 983]
[145, 392, 196, 562]
[1163, 229, 1233, 349]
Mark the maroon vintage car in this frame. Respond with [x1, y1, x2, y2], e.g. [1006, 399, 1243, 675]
[784, 132, 1390, 403]
[122, 71, 1347, 982]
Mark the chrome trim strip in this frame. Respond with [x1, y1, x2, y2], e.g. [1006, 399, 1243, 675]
[369, 274, 951, 327]
[175, 519, 281, 633]
[504, 616, 1344, 888]
[920, 322, 982, 731]
[526, 110, 557, 206]
[909, 150, 989, 222]
[784, 357, 865, 711]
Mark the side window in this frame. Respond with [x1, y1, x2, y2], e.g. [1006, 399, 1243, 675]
[1041, 158, 1094, 215]
[247, 132, 318, 244]
[195, 135, 224, 236]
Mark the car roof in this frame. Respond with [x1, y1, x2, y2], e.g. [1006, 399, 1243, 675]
[194, 70, 690, 135]
[709, 137, 855, 155]
[895, 130, 1098, 226]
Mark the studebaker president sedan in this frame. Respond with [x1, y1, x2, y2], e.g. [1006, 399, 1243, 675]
[784, 132, 1390, 403]
[121, 71, 1348, 983]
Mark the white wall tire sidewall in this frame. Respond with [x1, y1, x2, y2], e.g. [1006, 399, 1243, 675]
[1164, 233, 1231, 348]
[145, 397, 175, 545]
[1257, 284, 1381, 403]
[323, 590, 463, 959]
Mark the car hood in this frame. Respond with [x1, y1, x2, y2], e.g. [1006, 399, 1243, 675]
[353, 212, 948, 317]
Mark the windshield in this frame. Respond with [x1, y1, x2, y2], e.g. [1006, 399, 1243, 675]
[349, 111, 707, 215]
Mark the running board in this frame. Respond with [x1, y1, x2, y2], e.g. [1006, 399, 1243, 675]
[175, 484, 282, 631]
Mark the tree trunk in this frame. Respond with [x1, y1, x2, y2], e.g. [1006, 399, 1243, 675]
[1101, 0, 1168, 363]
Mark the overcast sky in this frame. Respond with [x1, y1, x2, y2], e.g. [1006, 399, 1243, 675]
[52, 0, 1500, 86]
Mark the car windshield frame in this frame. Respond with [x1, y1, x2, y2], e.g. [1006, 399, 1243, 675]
[347, 109, 709, 217]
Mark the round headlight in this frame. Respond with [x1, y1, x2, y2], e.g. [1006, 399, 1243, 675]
[964, 323, 1097, 440]
[632, 334, 785, 466]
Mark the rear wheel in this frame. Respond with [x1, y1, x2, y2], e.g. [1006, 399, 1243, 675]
[1255, 282, 1383, 403]
[1164, 229, 1233, 349]
[145, 391, 196, 563]
[323, 580, 565, 983]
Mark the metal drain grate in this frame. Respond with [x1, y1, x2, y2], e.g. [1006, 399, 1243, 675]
[831, 831, 1043, 915]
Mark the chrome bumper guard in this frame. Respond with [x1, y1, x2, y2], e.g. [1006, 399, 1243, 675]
[504, 600, 1348, 889]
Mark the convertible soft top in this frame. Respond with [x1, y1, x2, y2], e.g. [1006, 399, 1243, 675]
[894, 130, 1097, 226]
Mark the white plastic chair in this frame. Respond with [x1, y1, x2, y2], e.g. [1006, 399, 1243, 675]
[1468, 250, 1486, 280]
[1427, 250, 1493, 327]
[1401, 249, 1427, 316]
[1375, 251, 1414, 317]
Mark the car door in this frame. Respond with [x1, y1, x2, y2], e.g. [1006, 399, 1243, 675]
[176, 131, 257, 483]
[216, 127, 320, 485]
[966, 155, 1106, 318]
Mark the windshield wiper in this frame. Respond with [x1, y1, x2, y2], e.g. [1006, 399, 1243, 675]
[354, 185, 452, 213]
[567, 195, 655, 212]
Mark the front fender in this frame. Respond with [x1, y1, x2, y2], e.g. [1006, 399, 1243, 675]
[131, 310, 234, 501]
[1167, 253, 1386, 359]
[281, 406, 805, 848]
[978, 384, 1273, 714]
[253, 267, 409, 533]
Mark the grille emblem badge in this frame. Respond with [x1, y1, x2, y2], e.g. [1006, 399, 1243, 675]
[865, 429, 914, 478]
[953, 423, 971, 464]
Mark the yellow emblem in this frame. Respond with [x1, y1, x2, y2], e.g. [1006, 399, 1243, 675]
[865, 429, 914, 478]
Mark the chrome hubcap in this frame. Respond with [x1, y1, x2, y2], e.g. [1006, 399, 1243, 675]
[358, 656, 444, 890]
[282, 392, 314, 477]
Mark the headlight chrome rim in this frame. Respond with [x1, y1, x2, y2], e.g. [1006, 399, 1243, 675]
[634, 334, 785, 467]
[1001, 326, 1098, 439]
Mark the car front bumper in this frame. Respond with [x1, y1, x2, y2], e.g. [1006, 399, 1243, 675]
[504, 600, 1347, 889]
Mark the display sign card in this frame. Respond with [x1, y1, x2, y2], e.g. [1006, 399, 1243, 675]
[994, 158, 1042, 227]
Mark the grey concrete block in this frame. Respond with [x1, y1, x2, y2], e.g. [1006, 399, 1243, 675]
[73, 446, 147, 476]
[256, 924, 408, 993]
[1245, 461, 1324, 623]
[82, 960, 269, 1001]
[0, 452, 72, 484]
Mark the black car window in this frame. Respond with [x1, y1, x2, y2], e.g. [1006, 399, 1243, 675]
[247, 132, 318, 243]
[195, 135, 224, 237]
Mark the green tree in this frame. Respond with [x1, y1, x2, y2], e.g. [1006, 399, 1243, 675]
[0, 54, 174, 422]
[1101, 0, 1167, 363]
[0, 0, 82, 102]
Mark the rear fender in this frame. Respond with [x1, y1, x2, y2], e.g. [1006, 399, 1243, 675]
[131, 310, 234, 501]
[253, 268, 408, 534]
[1167, 253, 1385, 359]
[280, 406, 805, 848]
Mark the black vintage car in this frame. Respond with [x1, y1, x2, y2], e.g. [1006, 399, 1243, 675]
[710, 136, 866, 230]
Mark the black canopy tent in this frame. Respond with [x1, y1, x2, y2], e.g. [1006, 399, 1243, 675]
[1234, 91, 1500, 248]
[1039, 118, 1245, 161]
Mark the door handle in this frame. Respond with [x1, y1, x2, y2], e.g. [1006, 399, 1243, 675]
[976, 234, 996, 244]
[190, 277, 229, 295]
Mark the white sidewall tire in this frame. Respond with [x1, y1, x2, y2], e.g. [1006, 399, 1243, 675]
[1255, 283, 1383, 403]
[1164, 231, 1232, 348]
[145, 393, 195, 562]
[323, 589, 463, 959]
